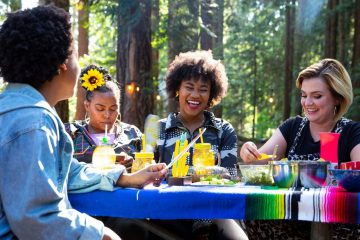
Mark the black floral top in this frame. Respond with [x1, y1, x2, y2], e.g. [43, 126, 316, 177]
[65, 120, 142, 163]
[154, 111, 238, 177]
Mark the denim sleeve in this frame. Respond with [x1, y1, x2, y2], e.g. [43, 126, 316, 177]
[68, 158, 125, 193]
[0, 128, 103, 240]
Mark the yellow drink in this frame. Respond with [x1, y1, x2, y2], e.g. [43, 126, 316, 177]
[193, 143, 215, 175]
[92, 137, 116, 169]
[131, 152, 154, 173]
[92, 145, 116, 169]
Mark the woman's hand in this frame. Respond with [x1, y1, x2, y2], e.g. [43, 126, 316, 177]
[116, 163, 168, 188]
[116, 152, 133, 169]
[102, 227, 121, 240]
[239, 141, 261, 163]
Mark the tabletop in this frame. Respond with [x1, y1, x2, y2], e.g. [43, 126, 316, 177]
[68, 184, 360, 224]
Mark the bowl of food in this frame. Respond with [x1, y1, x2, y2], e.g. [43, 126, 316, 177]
[270, 160, 298, 188]
[238, 164, 273, 186]
[329, 169, 360, 192]
[298, 160, 330, 188]
[190, 166, 231, 182]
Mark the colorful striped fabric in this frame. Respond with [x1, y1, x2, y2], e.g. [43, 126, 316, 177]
[244, 187, 359, 223]
[69, 185, 360, 223]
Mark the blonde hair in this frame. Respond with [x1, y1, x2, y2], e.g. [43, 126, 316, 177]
[296, 58, 353, 121]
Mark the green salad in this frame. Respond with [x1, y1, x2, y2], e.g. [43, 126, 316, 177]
[199, 175, 236, 186]
[246, 172, 273, 185]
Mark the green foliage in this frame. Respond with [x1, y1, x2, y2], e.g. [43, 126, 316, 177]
[223, 0, 284, 138]
[83, 0, 118, 74]
[1, 0, 358, 139]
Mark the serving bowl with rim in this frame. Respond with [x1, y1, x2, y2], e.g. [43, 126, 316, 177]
[328, 169, 360, 192]
[297, 160, 330, 188]
[270, 160, 299, 188]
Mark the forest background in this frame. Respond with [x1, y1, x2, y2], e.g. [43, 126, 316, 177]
[0, 0, 359, 145]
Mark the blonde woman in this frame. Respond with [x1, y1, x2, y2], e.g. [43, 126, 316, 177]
[240, 59, 360, 239]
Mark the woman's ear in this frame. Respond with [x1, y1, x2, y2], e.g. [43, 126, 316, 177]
[84, 100, 90, 111]
[59, 61, 68, 73]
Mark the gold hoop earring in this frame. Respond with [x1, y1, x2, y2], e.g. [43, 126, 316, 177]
[116, 113, 122, 124]
[84, 112, 90, 122]
[175, 91, 179, 97]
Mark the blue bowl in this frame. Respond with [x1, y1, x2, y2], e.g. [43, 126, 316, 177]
[329, 169, 360, 192]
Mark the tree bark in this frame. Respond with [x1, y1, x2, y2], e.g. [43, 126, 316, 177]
[325, 0, 338, 58]
[200, 0, 213, 51]
[39, 0, 70, 123]
[352, 0, 360, 88]
[151, 0, 162, 115]
[211, 0, 224, 118]
[74, 0, 89, 120]
[283, 0, 295, 121]
[117, 1, 153, 131]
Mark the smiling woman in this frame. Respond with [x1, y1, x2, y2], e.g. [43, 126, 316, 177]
[153, 50, 248, 240]
[239, 58, 360, 239]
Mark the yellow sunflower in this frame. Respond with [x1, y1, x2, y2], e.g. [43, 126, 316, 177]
[81, 68, 105, 91]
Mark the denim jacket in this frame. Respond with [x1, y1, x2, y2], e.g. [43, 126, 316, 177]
[0, 83, 125, 240]
[155, 111, 238, 177]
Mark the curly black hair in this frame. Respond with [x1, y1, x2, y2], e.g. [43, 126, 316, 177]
[0, 5, 72, 89]
[80, 64, 120, 102]
[165, 50, 228, 107]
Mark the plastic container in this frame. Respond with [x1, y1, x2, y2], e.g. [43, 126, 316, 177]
[92, 137, 116, 169]
[131, 152, 155, 173]
[238, 164, 274, 186]
[192, 143, 215, 168]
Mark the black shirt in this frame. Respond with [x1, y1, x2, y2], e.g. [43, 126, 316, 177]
[279, 116, 360, 164]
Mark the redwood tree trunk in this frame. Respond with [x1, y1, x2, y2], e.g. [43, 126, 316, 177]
[151, 0, 162, 115]
[283, 0, 295, 121]
[40, 0, 70, 123]
[117, 1, 153, 131]
[325, 0, 338, 58]
[75, 0, 89, 120]
[200, 0, 213, 51]
[352, 0, 360, 89]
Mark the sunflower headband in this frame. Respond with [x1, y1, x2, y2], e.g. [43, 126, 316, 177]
[80, 66, 106, 91]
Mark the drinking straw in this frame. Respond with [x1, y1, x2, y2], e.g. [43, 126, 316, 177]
[105, 124, 108, 139]
[142, 135, 146, 152]
[199, 128, 204, 143]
